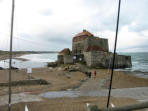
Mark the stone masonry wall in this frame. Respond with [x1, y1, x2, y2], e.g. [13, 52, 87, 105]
[72, 38, 86, 54]
[83, 52, 92, 67]
[84, 51, 132, 68]
[114, 55, 132, 68]
[84, 37, 109, 52]
[90, 51, 107, 68]
[64, 55, 73, 64]
[72, 36, 109, 55]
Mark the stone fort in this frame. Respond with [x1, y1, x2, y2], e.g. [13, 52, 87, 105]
[58, 30, 132, 68]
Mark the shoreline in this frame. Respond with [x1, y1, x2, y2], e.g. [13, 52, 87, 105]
[0, 52, 29, 61]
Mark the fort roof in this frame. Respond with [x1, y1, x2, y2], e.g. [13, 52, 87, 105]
[74, 29, 94, 37]
[59, 48, 71, 55]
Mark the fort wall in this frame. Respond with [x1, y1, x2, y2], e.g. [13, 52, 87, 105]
[84, 37, 109, 52]
[72, 36, 109, 55]
[83, 51, 132, 68]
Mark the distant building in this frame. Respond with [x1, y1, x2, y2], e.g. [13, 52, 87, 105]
[58, 30, 132, 68]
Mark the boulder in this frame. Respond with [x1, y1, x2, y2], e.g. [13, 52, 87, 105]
[0, 67, 4, 70]
[47, 62, 57, 67]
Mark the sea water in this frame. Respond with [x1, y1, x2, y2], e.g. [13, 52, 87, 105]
[117, 52, 148, 78]
[0, 53, 58, 69]
[119, 52, 148, 72]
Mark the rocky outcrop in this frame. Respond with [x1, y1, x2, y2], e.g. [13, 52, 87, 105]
[0, 67, 4, 70]
[47, 62, 57, 67]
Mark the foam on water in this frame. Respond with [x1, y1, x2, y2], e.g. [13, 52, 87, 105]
[0, 59, 47, 69]
[116, 52, 148, 78]
[18, 53, 57, 62]
[119, 52, 148, 73]
[0, 53, 58, 69]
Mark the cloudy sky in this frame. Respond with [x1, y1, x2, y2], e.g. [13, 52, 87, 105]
[0, 0, 148, 52]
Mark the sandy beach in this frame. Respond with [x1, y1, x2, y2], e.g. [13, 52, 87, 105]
[0, 67, 148, 94]
[0, 66, 148, 110]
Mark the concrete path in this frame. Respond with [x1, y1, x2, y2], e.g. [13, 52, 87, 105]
[111, 87, 148, 101]
[0, 87, 148, 106]
[40, 87, 148, 102]
[74, 78, 104, 91]
[0, 93, 42, 106]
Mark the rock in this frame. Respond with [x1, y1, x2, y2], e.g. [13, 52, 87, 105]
[47, 62, 57, 67]
[76, 63, 89, 73]
[0, 67, 4, 70]
[11, 66, 18, 70]
[61, 64, 89, 73]
[7, 66, 18, 70]
[66, 74, 72, 79]
[66, 65, 80, 72]
[48, 67, 53, 70]
[67, 89, 72, 91]
[65, 72, 72, 79]
[57, 67, 62, 71]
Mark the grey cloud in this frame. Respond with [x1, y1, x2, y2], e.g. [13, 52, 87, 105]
[84, 0, 148, 32]
[48, 37, 71, 44]
[36, 31, 72, 46]
[119, 44, 148, 52]
[40, 10, 53, 16]
[6, 0, 148, 52]
[120, 0, 148, 32]
[129, 24, 148, 32]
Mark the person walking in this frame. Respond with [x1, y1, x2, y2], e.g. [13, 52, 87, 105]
[88, 72, 91, 78]
[94, 70, 96, 78]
